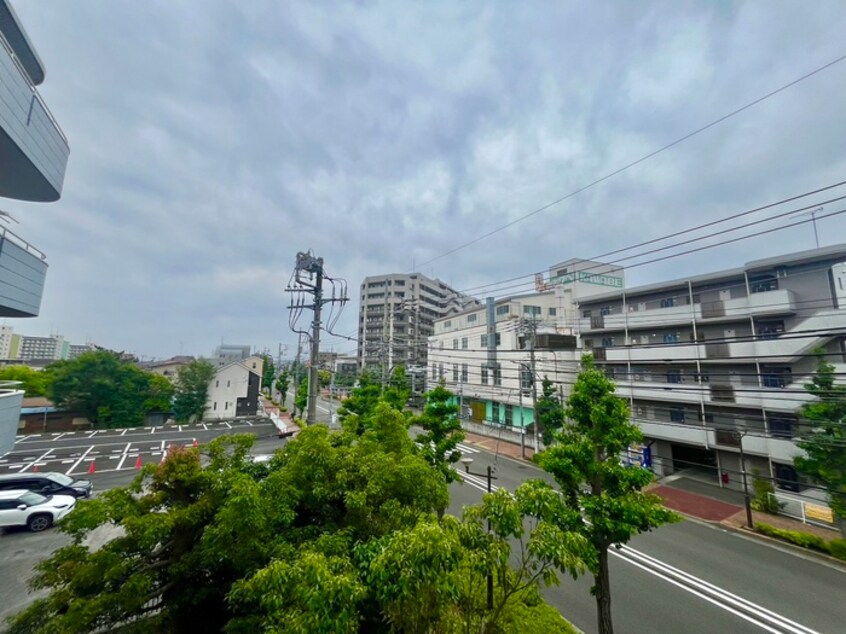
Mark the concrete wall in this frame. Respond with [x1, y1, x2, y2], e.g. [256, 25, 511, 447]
[0, 389, 23, 454]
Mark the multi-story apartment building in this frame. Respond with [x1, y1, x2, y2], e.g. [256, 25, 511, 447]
[0, 0, 70, 452]
[577, 245, 846, 493]
[205, 361, 261, 421]
[212, 344, 252, 368]
[428, 259, 624, 429]
[357, 273, 478, 380]
[14, 333, 66, 360]
[68, 343, 96, 359]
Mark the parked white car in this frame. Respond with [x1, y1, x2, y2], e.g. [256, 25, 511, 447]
[0, 489, 77, 532]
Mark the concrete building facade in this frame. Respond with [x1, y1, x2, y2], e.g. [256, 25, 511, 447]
[427, 259, 623, 431]
[212, 344, 252, 368]
[0, 0, 70, 451]
[205, 361, 261, 420]
[358, 273, 478, 383]
[577, 245, 846, 494]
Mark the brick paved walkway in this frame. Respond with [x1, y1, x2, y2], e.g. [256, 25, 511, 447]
[651, 485, 742, 522]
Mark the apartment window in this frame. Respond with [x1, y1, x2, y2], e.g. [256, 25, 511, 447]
[769, 416, 796, 439]
[762, 367, 791, 388]
[432, 365, 437, 380]
[757, 320, 784, 340]
[225, 402, 229, 410]
[491, 401, 501, 423]
[669, 407, 685, 423]
[395, 280, 405, 286]
[444, 320, 452, 328]
[663, 333, 679, 344]
[481, 365, 489, 384]
[493, 365, 503, 386]
[495, 333, 501, 346]
[461, 337, 468, 349]
[667, 369, 682, 384]
[582, 309, 592, 318]
[439, 341, 444, 350]
[660, 297, 677, 308]
[523, 305, 542, 316]
[216, 380, 219, 388]
[601, 337, 615, 348]
[439, 363, 444, 380]
[453, 339, 458, 350]
[480, 335, 487, 347]
[750, 276, 778, 293]
[227, 380, 231, 388]
[600, 306, 612, 316]
[519, 363, 533, 390]
[583, 339, 593, 349]
[467, 314, 477, 323]
[213, 402, 217, 411]
[548, 307, 557, 316]
[461, 364, 468, 382]
[496, 305, 510, 316]
[452, 364, 459, 382]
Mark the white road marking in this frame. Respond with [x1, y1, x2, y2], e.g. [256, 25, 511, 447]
[66, 445, 95, 475]
[121, 429, 128, 436]
[116, 442, 132, 470]
[150, 426, 156, 434]
[178, 425, 183, 432]
[18, 448, 54, 472]
[224, 422, 232, 429]
[202, 423, 208, 430]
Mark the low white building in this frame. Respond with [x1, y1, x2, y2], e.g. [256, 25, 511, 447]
[205, 361, 261, 420]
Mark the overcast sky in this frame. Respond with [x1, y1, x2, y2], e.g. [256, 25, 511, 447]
[6, 1, 846, 360]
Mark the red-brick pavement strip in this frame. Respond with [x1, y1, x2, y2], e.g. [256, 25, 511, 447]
[459, 433, 748, 524]
[461, 432, 537, 461]
[650, 485, 742, 522]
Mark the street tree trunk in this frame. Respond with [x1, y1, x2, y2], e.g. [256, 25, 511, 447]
[594, 545, 613, 634]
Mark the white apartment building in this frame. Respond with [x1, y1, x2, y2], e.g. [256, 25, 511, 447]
[358, 272, 478, 381]
[577, 245, 846, 494]
[427, 259, 624, 429]
[205, 361, 261, 420]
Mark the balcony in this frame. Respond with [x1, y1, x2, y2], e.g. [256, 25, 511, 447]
[698, 289, 798, 323]
[615, 380, 704, 406]
[580, 289, 799, 333]
[0, 31, 69, 202]
[0, 226, 47, 317]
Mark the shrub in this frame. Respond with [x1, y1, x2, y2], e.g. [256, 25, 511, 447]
[280, 406, 287, 412]
[829, 538, 846, 561]
[751, 471, 783, 514]
[756, 523, 829, 554]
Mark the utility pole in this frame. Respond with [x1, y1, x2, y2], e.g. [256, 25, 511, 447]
[522, 317, 540, 452]
[733, 430, 754, 529]
[286, 251, 347, 426]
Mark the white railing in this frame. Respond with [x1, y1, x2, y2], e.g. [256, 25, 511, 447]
[772, 491, 837, 529]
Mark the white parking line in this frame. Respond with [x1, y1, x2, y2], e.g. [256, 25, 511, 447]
[66, 445, 95, 475]
[224, 422, 232, 429]
[18, 448, 53, 472]
[150, 426, 156, 434]
[202, 423, 208, 430]
[86, 430, 97, 439]
[121, 429, 128, 436]
[116, 442, 132, 470]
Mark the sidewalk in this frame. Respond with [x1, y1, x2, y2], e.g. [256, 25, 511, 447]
[462, 431, 537, 462]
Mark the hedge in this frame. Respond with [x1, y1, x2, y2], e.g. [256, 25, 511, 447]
[756, 523, 846, 561]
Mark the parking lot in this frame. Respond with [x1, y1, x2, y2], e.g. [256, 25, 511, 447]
[1, 419, 278, 479]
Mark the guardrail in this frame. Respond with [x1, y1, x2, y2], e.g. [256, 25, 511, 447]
[0, 224, 47, 260]
[0, 29, 69, 147]
[0, 380, 23, 394]
[773, 491, 836, 529]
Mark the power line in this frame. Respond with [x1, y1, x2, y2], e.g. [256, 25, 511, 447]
[415, 54, 846, 269]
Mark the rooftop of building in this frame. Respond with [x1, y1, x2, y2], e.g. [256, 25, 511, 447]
[578, 244, 846, 304]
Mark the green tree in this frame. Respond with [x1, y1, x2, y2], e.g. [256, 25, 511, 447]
[337, 372, 382, 434]
[537, 354, 679, 634]
[318, 369, 332, 388]
[795, 351, 846, 536]
[275, 369, 290, 404]
[45, 351, 174, 428]
[0, 365, 48, 397]
[536, 376, 565, 445]
[261, 355, 275, 391]
[294, 375, 309, 419]
[384, 365, 410, 411]
[414, 382, 464, 493]
[172, 359, 216, 422]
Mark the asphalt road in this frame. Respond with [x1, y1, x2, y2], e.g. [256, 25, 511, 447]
[449, 448, 846, 634]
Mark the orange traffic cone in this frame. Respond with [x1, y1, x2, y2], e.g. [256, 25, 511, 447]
[192, 438, 198, 448]
[135, 456, 143, 469]
[88, 460, 96, 474]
